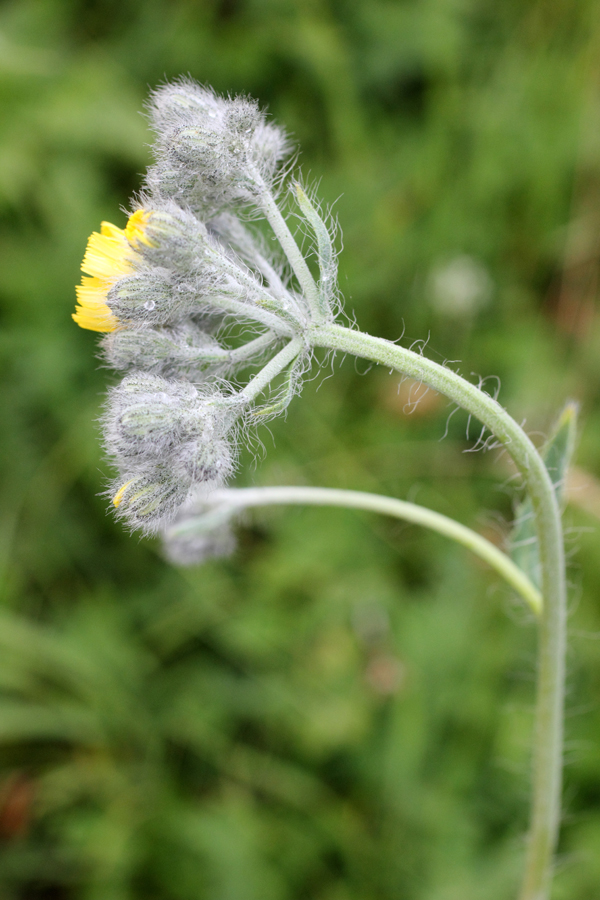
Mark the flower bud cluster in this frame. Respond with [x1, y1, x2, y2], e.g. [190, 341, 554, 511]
[80, 199, 273, 533]
[105, 375, 237, 532]
[74, 79, 338, 539]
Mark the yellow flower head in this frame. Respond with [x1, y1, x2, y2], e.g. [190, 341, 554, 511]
[73, 211, 153, 333]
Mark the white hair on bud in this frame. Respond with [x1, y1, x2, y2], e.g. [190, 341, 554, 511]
[101, 323, 229, 379]
[102, 374, 237, 474]
[130, 201, 212, 273]
[106, 269, 187, 325]
[249, 120, 292, 183]
[146, 79, 229, 134]
[104, 374, 201, 465]
[172, 435, 235, 486]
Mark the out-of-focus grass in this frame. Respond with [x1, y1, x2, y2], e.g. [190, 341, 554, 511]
[0, 1, 599, 897]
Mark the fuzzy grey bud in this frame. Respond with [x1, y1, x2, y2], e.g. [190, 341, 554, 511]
[103, 374, 237, 471]
[105, 374, 199, 462]
[163, 521, 236, 566]
[111, 469, 191, 534]
[101, 323, 229, 379]
[106, 270, 188, 325]
[149, 80, 229, 133]
[172, 435, 234, 485]
[250, 121, 291, 182]
[127, 203, 212, 273]
[146, 81, 291, 216]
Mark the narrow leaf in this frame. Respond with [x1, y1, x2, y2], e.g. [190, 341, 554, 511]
[293, 183, 336, 317]
[510, 401, 578, 589]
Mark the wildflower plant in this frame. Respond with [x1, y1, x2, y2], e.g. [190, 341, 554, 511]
[74, 79, 572, 900]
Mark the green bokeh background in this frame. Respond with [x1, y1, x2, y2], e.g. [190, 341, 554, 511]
[1, 1, 600, 897]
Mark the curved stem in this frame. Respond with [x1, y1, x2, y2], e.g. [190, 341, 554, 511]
[307, 323, 566, 900]
[189, 486, 541, 615]
[217, 252, 306, 329]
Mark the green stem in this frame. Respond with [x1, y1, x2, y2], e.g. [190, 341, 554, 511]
[259, 189, 322, 320]
[252, 250, 288, 301]
[205, 293, 294, 336]
[227, 331, 277, 366]
[238, 337, 304, 405]
[190, 486, 541, 615]
[215, 250, 305, 329]
[307, 323, 566, 900]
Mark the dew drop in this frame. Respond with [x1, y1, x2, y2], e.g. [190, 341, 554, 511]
[144, 300, 156, 311]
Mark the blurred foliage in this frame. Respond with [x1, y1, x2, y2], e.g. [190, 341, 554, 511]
[1, 0, 600, 897]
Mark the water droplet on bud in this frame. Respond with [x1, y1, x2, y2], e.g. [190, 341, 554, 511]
[144, 300, 156, 311]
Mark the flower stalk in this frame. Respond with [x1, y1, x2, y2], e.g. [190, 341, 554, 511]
[307, 323, 565, 900]
[166, 485, 542, 616]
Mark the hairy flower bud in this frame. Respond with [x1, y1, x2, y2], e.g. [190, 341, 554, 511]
[127, 203, 211, 274]
[111, 469, 191, 534]
[103, 374, 236, 470]
[149, 79, 229, 132]
[146, 81, 291, 216]
[251, 121, 291, 182]
[172, 435, 234, 484]
[106, 270, 186, 325]
[102, 323, 228, 378]
[163, 520, 236, 566]
[106, 375, 198, 460]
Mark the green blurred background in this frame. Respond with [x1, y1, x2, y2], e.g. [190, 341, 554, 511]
[1, 1, 600, 897]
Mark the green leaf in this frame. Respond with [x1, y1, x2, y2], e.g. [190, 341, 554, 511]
[510, 401, 578, 589]
[293, 183, 336, 317]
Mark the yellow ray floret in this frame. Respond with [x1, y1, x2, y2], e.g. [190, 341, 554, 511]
[125, 209, 154, 247]
[73, 213, 151, 333]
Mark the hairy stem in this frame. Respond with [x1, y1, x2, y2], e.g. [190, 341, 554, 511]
[227, 331, 277, 366]
[308, 323, 565, 900]
[253, 250, 289, 300]
[238, 337, 304, 405]
[259, 189, 322, 320]
[217, 251, 306, 328]
[203, 293, 294, 336]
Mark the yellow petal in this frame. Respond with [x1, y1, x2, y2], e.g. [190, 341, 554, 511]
[82, 230, 134, 279]
[125, 209, 154, 247]
[100, 221, 126, 239]
[74, 276, 119, 332]
[74, 217, 143, 334]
